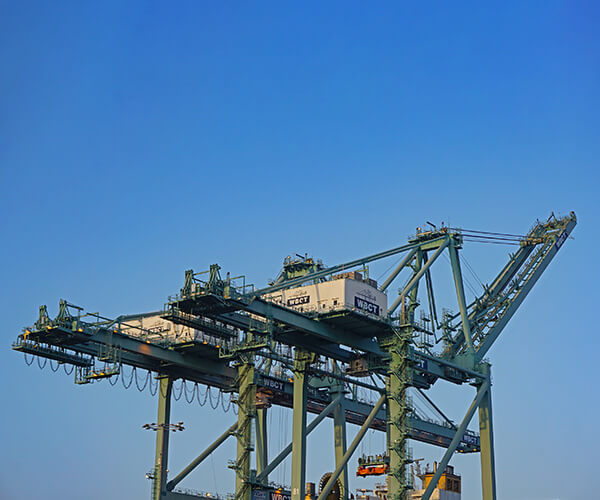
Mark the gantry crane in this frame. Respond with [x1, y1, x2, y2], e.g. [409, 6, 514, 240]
[12, 212, 576, 500]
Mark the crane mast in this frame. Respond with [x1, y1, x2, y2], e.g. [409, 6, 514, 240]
[12, 212, 576, 500]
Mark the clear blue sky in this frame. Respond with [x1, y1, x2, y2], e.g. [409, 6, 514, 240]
[1, 2, 598, 500]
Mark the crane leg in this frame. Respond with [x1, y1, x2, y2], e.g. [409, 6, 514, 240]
[291, 350, 311, 500]
[333, 387, 348, 500]
[153, 376, 173, 500]
[234, 363, 255, 500]
[479, 364, 497, 500]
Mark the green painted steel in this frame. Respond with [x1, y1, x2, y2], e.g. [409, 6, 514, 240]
[167, 422, 237, 491]
[478, 364, 497, 500]
[317, 394, 386, 500]
[255, 393, 343, 484]
[11, 213, 577, 500]
[332, 383, 348, 500]
[420, 376, 491, 500]
[291, 350, 312, 500]
[382, 329, 413, 500]
[234, 363, 255, 500]
[153, 377, 173, 500]
[255, 408, 268, 480]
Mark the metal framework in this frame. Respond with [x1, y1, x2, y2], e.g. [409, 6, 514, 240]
[12, 212, 577, 500]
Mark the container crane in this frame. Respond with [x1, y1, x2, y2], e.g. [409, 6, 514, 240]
[12, 212, 576, 500]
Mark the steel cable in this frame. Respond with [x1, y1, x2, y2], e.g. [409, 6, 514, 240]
[37, 356, 47, 369]
[24, 353, 34, 366]
[63, 363, 74, 376]
[50, 360, 59, 372]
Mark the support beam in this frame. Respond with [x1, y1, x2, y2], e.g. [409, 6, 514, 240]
[421, 377, 491, 500]
[388, 239, 449, 315]
[448, 242, 475, 356]
[379, 249, 417, 292]
[167, 422, 237, 491]
[253, 238, 447, 296]
[317, 394, 386, 500]
[291, 351, 312, 500]
[332, 385, 348, 500]
[256, 408, 268, 480]
[479, 364, 497, 500]
[153, 377, 173, 500]
[385, 329, 413, 500]
[256, 393, 343, 483]
[234, 363, 255, 500]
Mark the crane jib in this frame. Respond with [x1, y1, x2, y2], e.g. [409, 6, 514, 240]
[555, 231, 568, 250]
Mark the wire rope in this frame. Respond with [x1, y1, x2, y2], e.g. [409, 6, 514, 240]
[63, 363, 74, 376]
[463, 238, 520, 246]
[24, 353, 34, 366]
[448, 227, 527, 239]
[50, 360, 60, 372]
[37, 356, 47, 369]
[462, 254, 485, 290]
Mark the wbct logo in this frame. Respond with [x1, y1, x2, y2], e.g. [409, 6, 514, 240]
[287, 295, 310, 307]
[355, 296, 380, 315]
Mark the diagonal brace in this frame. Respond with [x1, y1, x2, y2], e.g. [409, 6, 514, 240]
[388, 239, 449, 315]
[379, 249, 417, 292]
[421, 377, 490, 500]
[167, 422, 238, 491]
[256, 394, 343, 483]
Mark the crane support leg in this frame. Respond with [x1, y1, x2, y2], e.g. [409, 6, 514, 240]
[332, 387, 348, 500]
[154, 376, 173, 500]
[256, 407, 268, 480]
[291, 350, 312, 500]
[479, 364, 497, 500]
[421, 376, 491, 500]
[234, 363, 256, 500]
[380, 327, 413, 500]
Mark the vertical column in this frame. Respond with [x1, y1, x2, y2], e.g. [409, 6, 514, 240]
[291, 350, 312, 500]
[333, 390, 348, 500]
[478, 364, 497, 500]
[154, 376, 173, 500]
[256, 407, 268, 480]
[384, 329, 412, 500]
[235, 362, 256, 500]
[448, 242, 475, 356]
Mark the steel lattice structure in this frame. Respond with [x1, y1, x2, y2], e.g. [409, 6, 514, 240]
[12, 212, 577, 500]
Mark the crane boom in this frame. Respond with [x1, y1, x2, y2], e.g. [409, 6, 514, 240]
[444, 212, 577, 363]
